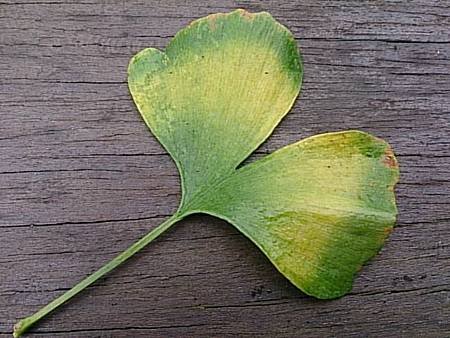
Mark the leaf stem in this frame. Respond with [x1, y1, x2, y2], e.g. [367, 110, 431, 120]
[13, 213, 183, 338]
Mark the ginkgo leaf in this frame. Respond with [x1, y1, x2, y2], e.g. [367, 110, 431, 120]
[189, 130, 398, 299]
[128, 9, 398, 298]
[14, 9, 399, 337]
[128, 9, 302, 206]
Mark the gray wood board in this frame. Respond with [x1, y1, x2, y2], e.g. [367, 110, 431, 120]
[1, 0, 449, 337]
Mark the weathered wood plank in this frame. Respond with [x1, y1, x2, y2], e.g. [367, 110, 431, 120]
[1, 0, 449, 337]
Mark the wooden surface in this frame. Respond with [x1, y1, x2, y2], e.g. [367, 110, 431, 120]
[1, 1, 449, 337]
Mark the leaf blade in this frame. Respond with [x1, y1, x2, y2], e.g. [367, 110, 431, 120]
[128, 9, 302, 207]
[128, 10, 399, 299]
[193, 131, 399, 299]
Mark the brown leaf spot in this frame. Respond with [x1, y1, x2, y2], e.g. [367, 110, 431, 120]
[382, 147, 397, 169]
[383, 227, 393, 236]
[207, 13, 220, 30]
[237, 9, 256, 20]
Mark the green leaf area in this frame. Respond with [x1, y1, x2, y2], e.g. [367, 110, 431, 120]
[128, 9, 399, 299]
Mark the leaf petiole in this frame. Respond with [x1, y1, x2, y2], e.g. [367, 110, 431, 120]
[13, 213, 184, 338]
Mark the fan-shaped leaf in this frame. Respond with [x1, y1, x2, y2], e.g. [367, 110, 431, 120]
[190, 130, 398, 298]
[128, 9, 302, 206]
[14, 9, 399, 337]
[128, 9, 399, 299]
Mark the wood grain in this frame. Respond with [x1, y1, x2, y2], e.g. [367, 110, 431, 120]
[1, 0, 449, 337]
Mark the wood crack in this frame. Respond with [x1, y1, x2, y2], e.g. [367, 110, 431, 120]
[1, 215, 172, 229]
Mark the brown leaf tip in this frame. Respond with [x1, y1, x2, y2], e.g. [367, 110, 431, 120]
[382, 147, 397, 169]
[207, 13, 219, 30]
[236, 8, 256, 20]
[383, 226, 393, 236]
